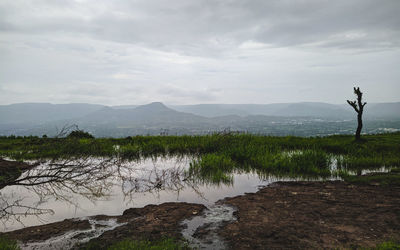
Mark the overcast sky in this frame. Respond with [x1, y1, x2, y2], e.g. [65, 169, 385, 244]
[0, 0, 399, 105]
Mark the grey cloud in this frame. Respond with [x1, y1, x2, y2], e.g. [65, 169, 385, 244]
[157, 85, 217, 102]
[1, 0, 399, 54]
[0, 0, 399, 105]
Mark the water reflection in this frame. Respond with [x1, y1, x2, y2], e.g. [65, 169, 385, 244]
[0, 155, 339, 232]
[1, 157, 118, 230]
[0, 156, 212, 231]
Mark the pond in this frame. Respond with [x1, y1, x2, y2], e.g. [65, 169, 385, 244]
[0, 156, 335, 232]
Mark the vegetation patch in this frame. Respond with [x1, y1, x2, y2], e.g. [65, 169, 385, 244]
[371, 241, 400, 250]
[341, 169, 400, 186]
[0, 236, 19, 250]
[105, 238, 190, 250]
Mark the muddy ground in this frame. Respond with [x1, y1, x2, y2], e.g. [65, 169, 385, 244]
[220, 181, 400, 249]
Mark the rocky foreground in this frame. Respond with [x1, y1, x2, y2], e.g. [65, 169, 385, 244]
[220, 181, 400, 249]
[1, 180, 399, 249]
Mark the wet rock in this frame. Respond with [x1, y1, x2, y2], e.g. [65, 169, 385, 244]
[84, 202, 206, 249]
[2, 202, 205, 249]
[1, 219, 91, 242]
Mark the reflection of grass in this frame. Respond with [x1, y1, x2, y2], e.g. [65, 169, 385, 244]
[336, 154, 400, 171]
[188, 154, 235, 185]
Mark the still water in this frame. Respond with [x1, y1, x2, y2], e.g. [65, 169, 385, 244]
[0, 156, 311, 232]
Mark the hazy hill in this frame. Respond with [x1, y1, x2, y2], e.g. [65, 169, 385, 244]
[171, 103, 353, 118]
[111, 105, 139, 109]
[0, 103, 105, 124]
[364, 103, 400, 119]
[0, 101, 399, 137]
[78, 102, 206, 126]
[340, 102, 400, 119]
[271, 102, 353, 118]
[170, 104, 250, 117]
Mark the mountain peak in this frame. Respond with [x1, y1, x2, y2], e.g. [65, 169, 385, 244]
[132, 102, 172, 113]
[147, 102, 167, 107]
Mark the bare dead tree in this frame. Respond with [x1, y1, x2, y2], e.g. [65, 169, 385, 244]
[54, 124, 79, 138]
[347, 87, 367, 140]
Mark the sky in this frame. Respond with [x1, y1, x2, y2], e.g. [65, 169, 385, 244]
[0, 0, 399, 105]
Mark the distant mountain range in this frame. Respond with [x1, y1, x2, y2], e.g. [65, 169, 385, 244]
[0, 102, 399, 137]
[0, 103, 104, 125]
[170, 103, 354, 118]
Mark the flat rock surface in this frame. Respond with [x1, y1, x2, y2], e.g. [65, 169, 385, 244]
[2, 219, 92, 242]
[83, 202, 206, 248]
[1, 202, 206, 249]
[220, 181, 400, 249]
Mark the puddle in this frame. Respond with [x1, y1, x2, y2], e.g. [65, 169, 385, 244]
[0, 155, 385, 232]
[181, 204, 236, 249]
[0, 157, 281, 231]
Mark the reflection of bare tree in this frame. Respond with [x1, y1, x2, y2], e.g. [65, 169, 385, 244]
[21, 158, 115, 198]
[0, 157, 118, 227]
[0, 193, 54, 227]
[117, 157, 207, 202]
[0, 156, 210, 229]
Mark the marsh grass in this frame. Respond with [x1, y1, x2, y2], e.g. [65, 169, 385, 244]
[0, 133, 399, 181]
[187, 149, 333, 184]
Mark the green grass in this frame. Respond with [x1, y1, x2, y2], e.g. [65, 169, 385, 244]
[108, 238, 189, 250]
[369, 241, 400, 250]
[0, 236, 20, 250]
[187, 149, 333, 184]
[1, 133, 399, 161]
[82, 238, 190, 250]
[341, 169, 400, 186]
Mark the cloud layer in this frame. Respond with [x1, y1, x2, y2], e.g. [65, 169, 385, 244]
[1, 0, 399, 105]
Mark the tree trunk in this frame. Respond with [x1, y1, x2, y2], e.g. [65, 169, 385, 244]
[356, 111, 363, 140]
[347, 87, 366, 141]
